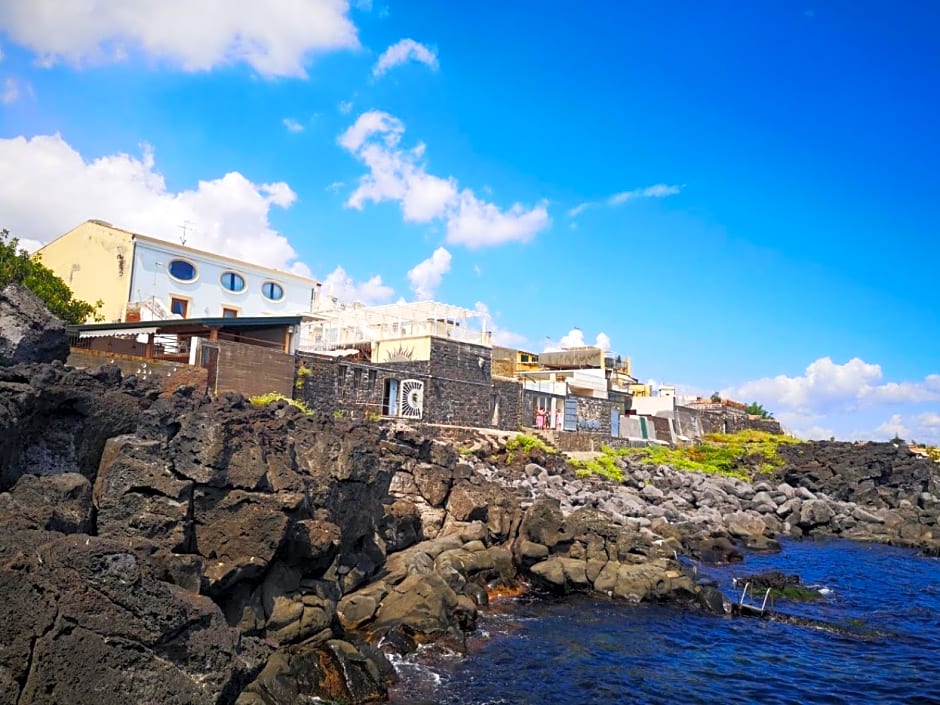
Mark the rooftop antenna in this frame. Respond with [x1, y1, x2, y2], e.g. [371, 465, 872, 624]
[177, 220, 195, 246]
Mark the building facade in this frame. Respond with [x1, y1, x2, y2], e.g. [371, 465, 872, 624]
[36, 220, 320, 322]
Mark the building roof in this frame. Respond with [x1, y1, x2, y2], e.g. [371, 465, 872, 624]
[43, 220, 319, 286]
[68, 315, 302, 338]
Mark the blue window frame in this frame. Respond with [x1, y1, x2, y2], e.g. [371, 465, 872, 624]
[220, 271, 246, 292]
[262, 281, 284, 301]
[168, 259, 197, 282]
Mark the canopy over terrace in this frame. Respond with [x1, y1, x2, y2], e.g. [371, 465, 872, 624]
[68, 316, 303, 361]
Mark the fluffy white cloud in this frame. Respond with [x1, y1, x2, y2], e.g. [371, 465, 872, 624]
[339, 111, 550, 248]
[723, 357, 940, 414]
[0, 133, 310, 275]
[282, 118, 304, 133]
[0, 0, 358, 78]
[321, 265, 394, 305]
[544, 328, 612, 352]
[407, 247, 451, 300]
[568, 183, 682, 217]
[373, 38, 438, 77]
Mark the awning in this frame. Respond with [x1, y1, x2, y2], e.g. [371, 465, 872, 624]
[78, 326, 159, 339]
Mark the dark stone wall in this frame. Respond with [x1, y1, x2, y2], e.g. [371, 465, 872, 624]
[424, 338, 494, 427]
[297, 339, 523, 430]
[491, 379, 524, 430]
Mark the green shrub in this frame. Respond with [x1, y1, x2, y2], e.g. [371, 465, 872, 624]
[249, 392, 312, 414]
[506, 434, 553, 455]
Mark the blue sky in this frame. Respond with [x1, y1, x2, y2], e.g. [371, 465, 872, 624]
[1, 1, 938, 442]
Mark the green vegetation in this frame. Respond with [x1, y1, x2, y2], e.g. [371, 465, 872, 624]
[745, 401, 774, 419]
[332, 408, 347, 419]
[570, 448, 623, 482]
[294, 363, 311, 390]
[1, 228, 102, 324]
[572, 431, 802, 483]
[505, 433, 554, 464]
[249, 392, 312, 414]
[506, 434, 553, 455]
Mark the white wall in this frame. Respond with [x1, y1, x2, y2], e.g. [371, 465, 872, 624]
[629, 395, 675, 416]
[129, 239, 316, 318]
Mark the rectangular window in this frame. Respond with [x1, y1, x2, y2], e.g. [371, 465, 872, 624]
[353, 368, 363, 388]
[222, 307, 238, 318]
[170, 297, 188, 317]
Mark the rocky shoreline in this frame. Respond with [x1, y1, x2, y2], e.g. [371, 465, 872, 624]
[1, 286, 938, 704]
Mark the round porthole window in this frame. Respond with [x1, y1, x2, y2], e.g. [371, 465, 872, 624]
[168, 259, 197, 282]
[220, 271, 246, 292]
[262, 281, 284, 301]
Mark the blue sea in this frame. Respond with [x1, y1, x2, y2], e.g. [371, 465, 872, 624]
[387, 539, 940, 704]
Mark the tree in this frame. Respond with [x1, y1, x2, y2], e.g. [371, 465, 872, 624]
[745, 401, 774, 419]
[0, 228, 101, 324]
[710, 392, 722, 403]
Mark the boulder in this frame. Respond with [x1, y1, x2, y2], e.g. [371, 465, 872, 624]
[236, 639, 394, 705]
[0, 283, 69, 367]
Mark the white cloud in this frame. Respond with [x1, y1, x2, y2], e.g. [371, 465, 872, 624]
[723, 357, 940, 414]
[338, 100, 354, 114]
[282, 117, 304, 133]
[567, 183, 682, 218]
[326, 180, 345, 192]
[321, 265, 394, 305]
[474, 301, 527, 348]
[609, 183, 681, 204]
[339, 110, 550, 248]
[916, 411, 940, 428]
[1, 77, 17, 103]
[0, 0, 359, 78]
[544, 328, 612, 352]
[0, 133, 310, 275]
[407, 247, 451, 300]
[874, 414, 910, 440]
[373, 38, 438, 77]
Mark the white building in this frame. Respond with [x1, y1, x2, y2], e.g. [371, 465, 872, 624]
[36, 220, 320, 322]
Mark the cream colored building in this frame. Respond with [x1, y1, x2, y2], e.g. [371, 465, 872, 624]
[36, 220, 320, 322]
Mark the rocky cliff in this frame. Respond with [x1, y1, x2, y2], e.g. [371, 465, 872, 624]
[1, 290, 937, 704]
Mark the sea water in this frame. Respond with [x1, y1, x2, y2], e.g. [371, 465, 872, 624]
[388, 539, 940, 704]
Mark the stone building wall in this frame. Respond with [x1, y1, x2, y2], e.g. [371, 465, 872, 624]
[297, 338, 523, 430]
[674, 405, 783, 438]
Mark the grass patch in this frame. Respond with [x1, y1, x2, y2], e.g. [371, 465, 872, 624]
[618, 431, 802, 481]
[249, 392, 312, 414]
[571, 448, 623, 482]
